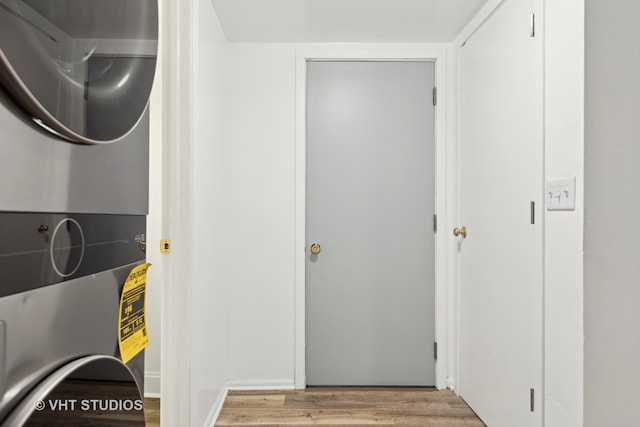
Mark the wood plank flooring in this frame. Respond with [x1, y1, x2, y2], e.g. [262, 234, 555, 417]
[144, 398, 160, 427]
[215, 388, 486, 426]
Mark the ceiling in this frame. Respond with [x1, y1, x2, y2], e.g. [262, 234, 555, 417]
[211, 0, 488, 43]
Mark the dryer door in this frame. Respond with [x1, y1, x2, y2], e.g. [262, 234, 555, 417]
[3, 355, 145, 426]
[0, 0, 158, 144]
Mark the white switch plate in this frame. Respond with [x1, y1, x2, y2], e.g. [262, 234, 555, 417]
[546, 176, 576, 211]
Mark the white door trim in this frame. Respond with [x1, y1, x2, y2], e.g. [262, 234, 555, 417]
[294, 46, 452, 390]
[160, 0, 193, 424]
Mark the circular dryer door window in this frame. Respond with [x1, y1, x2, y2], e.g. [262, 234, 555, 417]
[3, 355, 145, 426]
[50, 218, 85, 278]
[0, 0, 158, 144]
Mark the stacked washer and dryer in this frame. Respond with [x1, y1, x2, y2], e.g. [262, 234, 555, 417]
[0, 1, 157, 425]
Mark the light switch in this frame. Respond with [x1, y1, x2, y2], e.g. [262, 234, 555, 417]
[546, 177, 576, 211]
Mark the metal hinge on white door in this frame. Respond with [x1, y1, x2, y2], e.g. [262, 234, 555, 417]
[530, 388, 535, 412]
[434, 342, 438, 361]
[530, 13, 536, 38]
[433, 214, 437, 233]
[530, 202, 535, 225]
[432, 87, 437, 106]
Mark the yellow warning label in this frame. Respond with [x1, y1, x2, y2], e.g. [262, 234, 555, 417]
[118, 263, 151, 364]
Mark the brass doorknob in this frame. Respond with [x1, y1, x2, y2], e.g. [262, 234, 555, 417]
[310, 243, 321, 255]
[453, 226, 468, 238]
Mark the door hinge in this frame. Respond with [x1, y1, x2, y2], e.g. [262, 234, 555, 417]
[432, 87, 438, 106]
[434, 342, 438, 361]
[530, 201, 535, 225]
[530, 388, 535, 412]
[530, 13, 536, 38]
[433, 214, 437, 233]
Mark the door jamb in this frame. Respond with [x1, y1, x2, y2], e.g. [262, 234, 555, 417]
[294, 46, 452, 390]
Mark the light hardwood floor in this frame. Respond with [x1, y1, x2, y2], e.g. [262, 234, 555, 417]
[215, 388, 486, 426]
[144, 398, 160, 427]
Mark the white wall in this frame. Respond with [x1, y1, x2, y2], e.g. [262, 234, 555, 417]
[190, 0, 231, 425]
[584, 1, 640, 426]
[221, 44, 297, 384]
[543, 1, 584, 426]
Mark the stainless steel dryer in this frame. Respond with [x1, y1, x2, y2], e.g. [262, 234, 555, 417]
[0, 214, 148, 426]
[0, 1, 158, 425]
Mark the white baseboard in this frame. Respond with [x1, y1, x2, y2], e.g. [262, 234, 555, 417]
[226, 378, 296, 391]
[144, 371, 161, 398]
[203, 379, 296, 427]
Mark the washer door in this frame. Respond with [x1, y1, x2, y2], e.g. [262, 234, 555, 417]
[0, 0, 158, 144]
[3, 355, 145, 426]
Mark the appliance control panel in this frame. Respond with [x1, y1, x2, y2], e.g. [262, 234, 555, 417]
[0, 213, 146, 298]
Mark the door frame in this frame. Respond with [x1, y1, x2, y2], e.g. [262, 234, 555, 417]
[294, 46, 452, 390]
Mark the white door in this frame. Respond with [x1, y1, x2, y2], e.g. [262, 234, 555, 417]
[458, 0, 543, 426]
[306, 61, 436, 386]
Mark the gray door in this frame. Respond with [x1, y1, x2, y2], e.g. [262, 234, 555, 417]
[306, 61, 436, 386]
